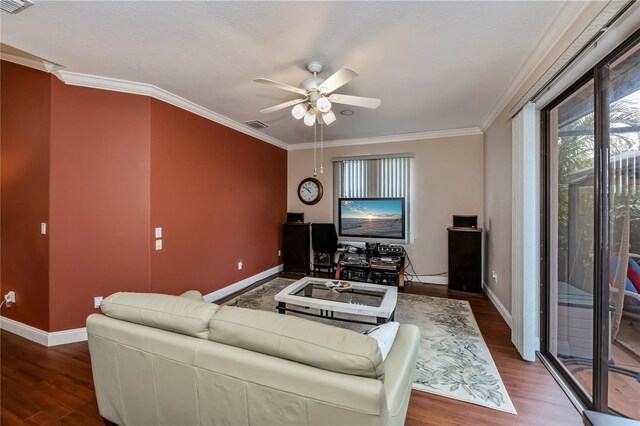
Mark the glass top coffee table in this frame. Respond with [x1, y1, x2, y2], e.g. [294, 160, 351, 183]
[274, 277, 397, 325]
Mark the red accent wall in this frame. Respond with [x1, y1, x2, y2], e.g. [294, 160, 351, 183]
[0, 61, 51, 330]
[1, 62, 287, 332]
[149, 99, 287, 295]
[48, 79, 151, 331]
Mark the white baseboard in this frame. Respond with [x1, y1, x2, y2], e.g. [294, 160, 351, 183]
[49, 327, 88, 346]
[0, 316, 87, 346]
[2, 264, 283, 347]
[482, 281, 512, 328]
[204, 264, 284, 303]
[1, 316, 48, 345]
[410, 275, 448, 285]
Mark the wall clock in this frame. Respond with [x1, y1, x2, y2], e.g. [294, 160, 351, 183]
[298, 177, 323, 205]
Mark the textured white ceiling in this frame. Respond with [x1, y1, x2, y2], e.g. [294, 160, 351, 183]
[1, 1, 565, 144]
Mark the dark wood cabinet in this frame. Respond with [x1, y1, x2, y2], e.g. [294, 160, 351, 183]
[448, 227, 483, 293]
[283, 223, 310, 273]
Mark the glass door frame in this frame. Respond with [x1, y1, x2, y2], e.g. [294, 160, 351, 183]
[540, 28, 640, 416]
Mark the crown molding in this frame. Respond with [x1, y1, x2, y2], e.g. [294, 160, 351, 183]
[41, 69, 482, 151]
[287, 127, 482, 151]
[8, 59, 481, 150]
[508, 0, 635, 119]
[1, 52, 64, 73]
[479, 1, 593, 131]
[53, 70, 289, 150]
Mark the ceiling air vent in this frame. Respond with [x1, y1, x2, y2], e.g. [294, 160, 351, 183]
[1, 0, 33, 13]
[244, 120, 268, 129]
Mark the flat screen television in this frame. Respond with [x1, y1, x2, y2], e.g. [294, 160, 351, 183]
[338, 197, 405, 240]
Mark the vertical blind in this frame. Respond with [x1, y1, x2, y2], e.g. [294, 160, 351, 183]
[334, 156, 411, 198]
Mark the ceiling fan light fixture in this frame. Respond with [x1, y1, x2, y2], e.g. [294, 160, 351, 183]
[316, 97, 332, 113]
[303, 108, 316, 126]
[322, 110, 336, 125]
[291, 103, 308, 120]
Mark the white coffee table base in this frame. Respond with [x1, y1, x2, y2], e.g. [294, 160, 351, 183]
[274, 278, 398, 326]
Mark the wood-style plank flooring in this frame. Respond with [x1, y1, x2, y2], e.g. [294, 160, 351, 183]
[1, 275, 582, 425]
[400, 282, 582, 425]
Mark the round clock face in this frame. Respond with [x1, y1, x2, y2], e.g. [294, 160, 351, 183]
[298, 178, 323, 205]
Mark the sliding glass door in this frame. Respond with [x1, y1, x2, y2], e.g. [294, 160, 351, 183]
[547, 79, 596, 403]
[603, 39, 640, 418]
[543, 30, 640, 420]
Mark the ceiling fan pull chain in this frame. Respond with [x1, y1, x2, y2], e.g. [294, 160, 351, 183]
[313, 120, 317, 177]
[320, 123, 324, 174]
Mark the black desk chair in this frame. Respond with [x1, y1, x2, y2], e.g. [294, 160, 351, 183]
[311, 223, 338, 274]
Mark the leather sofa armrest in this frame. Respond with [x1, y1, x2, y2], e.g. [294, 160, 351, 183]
[383, 324, 420, 416]
[179, 290, 204, 301]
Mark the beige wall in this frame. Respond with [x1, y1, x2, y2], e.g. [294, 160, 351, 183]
[287, 134, 484, 275]
[481, 2, 608, 314]
[483, 109, 512, 311]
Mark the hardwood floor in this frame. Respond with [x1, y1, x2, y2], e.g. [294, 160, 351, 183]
[1, 331, 102, 425]
[400, 282, 582, 425]
[1, 275, 582, 425]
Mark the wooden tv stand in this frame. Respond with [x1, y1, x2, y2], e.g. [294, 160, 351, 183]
[335, 252, 405, 289]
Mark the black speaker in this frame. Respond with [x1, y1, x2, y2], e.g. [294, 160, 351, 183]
[448, 227, 482, 293]
[287, 212, 304, 223]
[283, 223, 310, 273]
[453, 215, 477, 229]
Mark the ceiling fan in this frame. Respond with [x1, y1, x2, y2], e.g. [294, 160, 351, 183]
[253, 62, 381, 126]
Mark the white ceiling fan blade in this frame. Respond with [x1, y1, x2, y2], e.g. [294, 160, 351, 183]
[318, 68, 358, 94]
[329, 94, 381, 109]
[253, 78, 308, 96]
[260, 98, 307, 114]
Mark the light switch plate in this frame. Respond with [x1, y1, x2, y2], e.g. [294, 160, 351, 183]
[41, 223, 47, 235]
[155, 240, 162, 250]
[155, 227, 162, 238]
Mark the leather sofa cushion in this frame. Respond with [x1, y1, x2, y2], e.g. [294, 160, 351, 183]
[101, 292, 219, 339]
[208, 306, 384, 380]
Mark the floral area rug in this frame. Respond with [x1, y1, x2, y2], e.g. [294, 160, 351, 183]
[225, 277, 517, 414]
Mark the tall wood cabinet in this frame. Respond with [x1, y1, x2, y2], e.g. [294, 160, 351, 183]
[447, 227, 483, 293]
[283, 222, 310, 273]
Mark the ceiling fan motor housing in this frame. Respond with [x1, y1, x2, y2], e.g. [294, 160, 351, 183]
[308, 91, 322, 103]
[300, 77, 324, 92]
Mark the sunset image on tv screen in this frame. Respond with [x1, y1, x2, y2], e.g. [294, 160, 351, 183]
[340, 199, 404, 238]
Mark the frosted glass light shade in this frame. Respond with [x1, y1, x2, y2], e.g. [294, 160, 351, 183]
[322, 110, 336, 125]
[316, 97, 332, 113]
[291, 103, 308, 120]
[303, 108, 316, 126]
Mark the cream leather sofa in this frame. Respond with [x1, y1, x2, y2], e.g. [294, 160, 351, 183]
[87, 291, 420, 426]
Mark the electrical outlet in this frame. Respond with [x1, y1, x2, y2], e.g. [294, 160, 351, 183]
[4, 291, 16, 305]
[278, 250, 281, 257]
[155, 239, 163, 250]
[94, 296, 103, 309]
[238, 259, 243, 270]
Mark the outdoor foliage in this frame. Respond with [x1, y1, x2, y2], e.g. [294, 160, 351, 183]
[557, 97, 640, 289]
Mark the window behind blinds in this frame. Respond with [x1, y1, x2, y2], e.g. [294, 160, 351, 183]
[336, 156, 410, 198]
[333, 155, 411, 241]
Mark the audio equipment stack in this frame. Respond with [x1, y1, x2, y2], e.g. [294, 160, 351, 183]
[336, 243, 406, 289]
